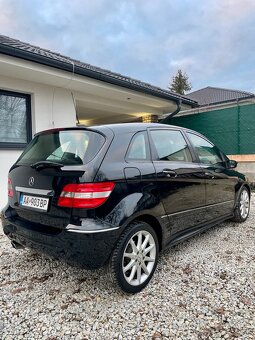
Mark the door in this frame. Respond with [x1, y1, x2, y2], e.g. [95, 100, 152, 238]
[148, 128, 206, 238]
[186, 132, 236, 220]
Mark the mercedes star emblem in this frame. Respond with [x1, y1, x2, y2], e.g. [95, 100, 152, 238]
[29, 177, 35, 186]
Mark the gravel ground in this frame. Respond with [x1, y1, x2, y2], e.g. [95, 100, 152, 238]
[0, 196, 255, 340]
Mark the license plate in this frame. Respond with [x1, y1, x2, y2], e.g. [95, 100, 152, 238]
[20, 194, 49, 211]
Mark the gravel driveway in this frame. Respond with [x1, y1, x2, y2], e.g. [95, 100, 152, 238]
[1, 195, 255, 340]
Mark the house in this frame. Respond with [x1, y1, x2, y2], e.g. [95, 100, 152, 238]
[169, 86, 255, 182]
[0, 35, 196, 208]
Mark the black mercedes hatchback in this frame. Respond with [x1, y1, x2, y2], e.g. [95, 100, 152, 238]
[1, 123, 250, 293]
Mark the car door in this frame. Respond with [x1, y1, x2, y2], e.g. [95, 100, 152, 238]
[186, 131, 236, 220]
[148, 128, 206, 239]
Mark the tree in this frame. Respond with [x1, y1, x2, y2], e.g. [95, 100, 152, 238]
[169, 69, 192, 95]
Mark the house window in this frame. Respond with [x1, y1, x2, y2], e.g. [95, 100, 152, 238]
[0, 90, 31, 149]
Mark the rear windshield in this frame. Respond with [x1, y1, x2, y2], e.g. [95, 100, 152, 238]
[16, 130, 105, 166]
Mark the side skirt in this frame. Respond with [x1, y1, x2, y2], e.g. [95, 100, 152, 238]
[164, 214, 233, 249]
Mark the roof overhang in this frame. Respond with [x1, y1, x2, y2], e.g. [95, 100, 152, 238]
[0, 52, 196, 125]
[0, 41, 197, 108]
[0, 37, 198, 124]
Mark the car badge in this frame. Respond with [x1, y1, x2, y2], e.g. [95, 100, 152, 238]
[29, 177, 35, 186]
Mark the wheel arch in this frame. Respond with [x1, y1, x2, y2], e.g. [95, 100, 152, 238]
[234, 182, 251, 208]
[235, 182, 251, 207]
[243, 183, 251, 197]
[131, 214, 163, 251]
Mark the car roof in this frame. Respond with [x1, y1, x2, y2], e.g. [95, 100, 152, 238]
[91, 122, 184, 134]
[36, 123, 186, 137]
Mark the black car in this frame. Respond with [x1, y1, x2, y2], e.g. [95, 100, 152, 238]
[1, 123, 250, 293]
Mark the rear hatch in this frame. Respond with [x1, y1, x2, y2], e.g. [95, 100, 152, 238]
[8, 127, 109, 229]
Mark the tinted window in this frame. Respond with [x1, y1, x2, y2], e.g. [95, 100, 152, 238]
[0, 90, 31, 147]
[16, 130, 105, 166]
[126, 132, 148, 160]
[187, 132, 222, 165]
[150, 130, 192, 162]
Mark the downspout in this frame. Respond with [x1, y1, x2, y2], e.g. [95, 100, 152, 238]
[160, 99, 182, 124]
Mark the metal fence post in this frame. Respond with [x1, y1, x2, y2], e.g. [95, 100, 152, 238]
[237, 99, 241, 154]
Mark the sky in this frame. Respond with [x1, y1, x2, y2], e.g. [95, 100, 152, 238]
[1, 0, 255, 93]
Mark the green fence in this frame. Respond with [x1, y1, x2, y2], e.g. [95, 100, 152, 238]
[169, 103, 255, 155]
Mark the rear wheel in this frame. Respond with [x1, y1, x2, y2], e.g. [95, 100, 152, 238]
[232, 187, 250, 222]
[110, 221, 159, 293]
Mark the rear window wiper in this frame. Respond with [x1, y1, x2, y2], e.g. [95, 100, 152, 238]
[31, 161, 64, 170]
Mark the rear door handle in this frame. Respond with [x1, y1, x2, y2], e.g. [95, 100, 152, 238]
[162, 169, 177, 177]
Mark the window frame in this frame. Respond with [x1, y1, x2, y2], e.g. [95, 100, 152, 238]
[0, 89, 32, 150]
[148, 127, 195, 163]
[185, 130, 225, 166]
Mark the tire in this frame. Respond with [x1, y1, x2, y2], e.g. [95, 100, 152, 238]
[232, 187, 250, 223]
[110, 221, 159, 294]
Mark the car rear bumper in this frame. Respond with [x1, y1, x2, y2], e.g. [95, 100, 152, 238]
[1, 207, 121, 269]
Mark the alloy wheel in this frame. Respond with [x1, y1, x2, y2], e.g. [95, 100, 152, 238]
[122, 230, 156, 286]
[240, 189, 249, 219]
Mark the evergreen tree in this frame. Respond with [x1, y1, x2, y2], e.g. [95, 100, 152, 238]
[169, 69, 192, 95]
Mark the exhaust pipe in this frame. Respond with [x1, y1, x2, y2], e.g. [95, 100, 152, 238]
[11, 241, 25, 250]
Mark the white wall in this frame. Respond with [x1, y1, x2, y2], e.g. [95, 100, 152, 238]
[0, 75, 76, 209]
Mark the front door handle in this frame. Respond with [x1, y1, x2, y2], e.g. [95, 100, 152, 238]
[162, 169, 177, 177]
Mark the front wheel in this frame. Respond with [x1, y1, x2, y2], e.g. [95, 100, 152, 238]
[110, 221, 159, 294]
[232, 187, 250, 222]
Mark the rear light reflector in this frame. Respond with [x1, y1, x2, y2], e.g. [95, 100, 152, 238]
[58, 182, 115, 208]
[8, 178, 14, 197]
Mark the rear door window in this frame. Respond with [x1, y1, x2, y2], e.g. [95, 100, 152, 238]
[16, 130, 105, 166]
[150, 129, 192, 162]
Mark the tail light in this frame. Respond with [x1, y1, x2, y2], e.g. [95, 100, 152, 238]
[8, 178, 14, 197]
[58, 182, 115, 208]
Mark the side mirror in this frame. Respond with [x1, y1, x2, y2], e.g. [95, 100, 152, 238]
[227, 160, 238, 169]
